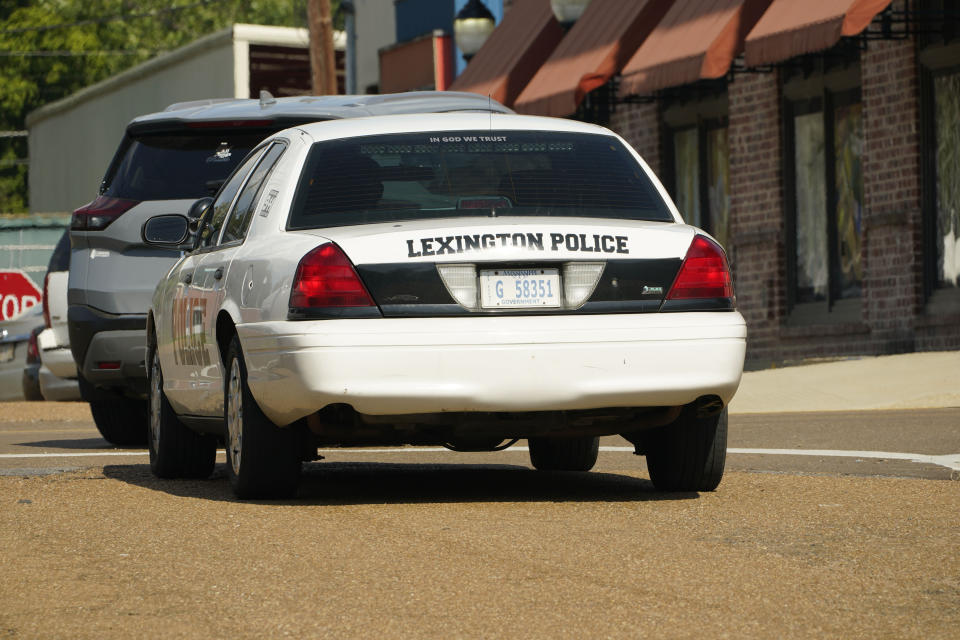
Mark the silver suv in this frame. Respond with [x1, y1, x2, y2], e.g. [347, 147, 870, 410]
[68, 91, 512, 445]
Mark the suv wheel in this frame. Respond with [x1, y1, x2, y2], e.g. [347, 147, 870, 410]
[85, 381, 148, 447]
[147, 347, 216, 478]
[225, 336, 301, 499]
[21, 374, 44, 401]
[645, 407, 727, 492]
[528, 436, 599, 471]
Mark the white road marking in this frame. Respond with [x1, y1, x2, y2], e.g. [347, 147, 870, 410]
[1, 447, 958, 471]
[727, 448, 960, 472]
[0, 452, 149, 458]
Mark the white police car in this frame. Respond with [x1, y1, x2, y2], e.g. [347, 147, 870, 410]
[145, 113, 746, 498]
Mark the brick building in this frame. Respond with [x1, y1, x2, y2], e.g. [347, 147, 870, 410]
[452, 0, 960, 366]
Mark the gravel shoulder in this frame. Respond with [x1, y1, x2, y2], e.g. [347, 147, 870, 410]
[1, 464, 958, 639]
[0, 401, 92, 423]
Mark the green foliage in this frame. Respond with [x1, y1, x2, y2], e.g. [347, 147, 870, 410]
[0, 142, 28, 212]
[0, 0, 318, 212]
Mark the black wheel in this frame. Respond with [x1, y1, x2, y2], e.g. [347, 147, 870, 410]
[147, 346, 216, 479]
[85, 380, 148, 446]
[528, 436, 599, 471]
[645, 406, 727, 492]
[225, 336, 301, 499]
[21, 372, 43, 401]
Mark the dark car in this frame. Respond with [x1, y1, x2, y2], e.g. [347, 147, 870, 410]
[1, 304, 44, 401]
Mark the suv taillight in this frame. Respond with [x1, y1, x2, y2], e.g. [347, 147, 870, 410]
[289, 243, 375, 308]
[71, 196, 139, 231]
[666, 235, 734, 300]
[26, 329, 40, 364]
[42, 272, 51, 328]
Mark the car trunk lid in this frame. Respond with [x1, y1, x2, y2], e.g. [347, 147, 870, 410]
[293, 218, 697, 317]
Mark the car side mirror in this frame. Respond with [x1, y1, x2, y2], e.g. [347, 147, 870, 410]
[142, 215, 190, 246]
[187, 197, 216, 249]
[188, 197, 213, 222]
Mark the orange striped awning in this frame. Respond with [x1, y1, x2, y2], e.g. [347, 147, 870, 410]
[745, 0, 893, 66]
[619, 0, 774, 97]
[513, 0, 673, 117]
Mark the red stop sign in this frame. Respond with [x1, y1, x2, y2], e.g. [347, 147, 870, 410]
[0, 270, 43, 321]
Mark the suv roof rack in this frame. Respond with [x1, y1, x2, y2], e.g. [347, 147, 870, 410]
[129, 91, 512, 135]
[162, 98, 239, 112]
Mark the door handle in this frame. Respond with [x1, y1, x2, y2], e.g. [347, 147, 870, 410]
[214, 267, 224, 281]
[183, 272, 192, 285]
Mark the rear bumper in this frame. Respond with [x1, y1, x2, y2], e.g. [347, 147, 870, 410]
[39, 365, 81, 401]
[0, 347, 29, 402]
[39, 340, 77, 380]
[237, 312, 747, 426]
[68, 305, 147, 389]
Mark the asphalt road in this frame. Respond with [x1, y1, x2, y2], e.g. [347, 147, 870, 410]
[2, 405, 958, 480]
[0, 403, 958, 638]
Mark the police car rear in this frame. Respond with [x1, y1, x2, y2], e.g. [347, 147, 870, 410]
[230, 115, 745, 497]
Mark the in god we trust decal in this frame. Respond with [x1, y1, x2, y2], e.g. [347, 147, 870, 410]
[406, 232, 629, 257]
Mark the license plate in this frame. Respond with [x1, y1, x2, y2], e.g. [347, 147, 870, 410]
[0, 343, 14, 364]
[479, 268, 560, 309]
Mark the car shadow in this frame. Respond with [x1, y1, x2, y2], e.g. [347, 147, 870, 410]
[102, 461, 699, 505]
[18, 438, 140, 450]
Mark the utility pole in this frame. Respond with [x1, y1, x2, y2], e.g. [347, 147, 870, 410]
[343, 1, 357, 95]
[307, 0, 337, 95]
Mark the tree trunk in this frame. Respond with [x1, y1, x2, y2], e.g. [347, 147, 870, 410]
[307, 0, 337, 95]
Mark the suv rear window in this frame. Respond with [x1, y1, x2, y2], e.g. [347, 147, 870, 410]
[287, 130, 673, 229]
[101, 131, 272, 200]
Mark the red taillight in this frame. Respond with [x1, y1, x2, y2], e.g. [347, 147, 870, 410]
[26, 330, 40, 364]
[70, 196, 139, 231]
[289, 243, 375, 308]
[666, 235, 734, 300]
[42, 272, 51, 328]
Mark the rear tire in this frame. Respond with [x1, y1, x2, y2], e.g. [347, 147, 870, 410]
[528, 436, 599, 471]
[86, 385, 148, 447]
[147, 347, 216, 479]
[21, 374, 43, 401]
[225, 336, 301, 499]
[645, 406, 727, 492]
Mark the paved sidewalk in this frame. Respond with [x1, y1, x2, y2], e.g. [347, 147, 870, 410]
[729, 350, 960, 414]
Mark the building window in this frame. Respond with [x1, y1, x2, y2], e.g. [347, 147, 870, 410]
[920, 38, 960, 309]
[784, 61, 863, 321]
[792, 105, 827, 302]
[918, 0, 960, 315]
[931, 70, 959, 289]
[663, 90, 730, 252]
[672, 127, 700, 225]
[706, 126, 731, 252]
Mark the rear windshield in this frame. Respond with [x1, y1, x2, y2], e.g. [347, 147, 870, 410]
[287, 130, 673, 229]
[102, 131, 273, 200]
